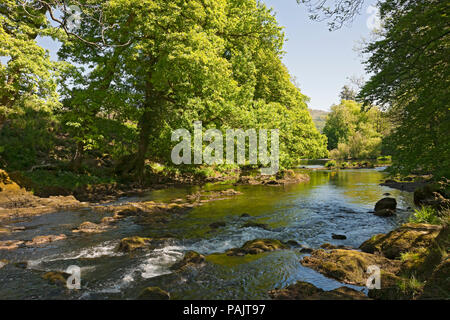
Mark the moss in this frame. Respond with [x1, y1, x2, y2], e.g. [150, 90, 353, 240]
[226, 239, 288, 256]
[118, 236, 153, 252]
[359, 223, 442, 259]
[170, 251, 206, 270]
[42, 271, 70, 286]
[301, 249, 401, 286]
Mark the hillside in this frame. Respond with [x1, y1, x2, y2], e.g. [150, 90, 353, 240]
[308, 109, 329, 133]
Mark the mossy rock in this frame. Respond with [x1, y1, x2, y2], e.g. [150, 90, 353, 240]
[269, 281, 370, 300]
[419, 258, 450, 299]
[138, 287, 170, 300]
[359, 223, 442, 259]
[118, 236, 153, 252]
[42, 271, 70, 286]
[300, 249, 401, 286]
[374, 197, 397, 212]
[226, 239, 288, 256]
[241, 221, 270, 230]
[170, 251, 206, 270]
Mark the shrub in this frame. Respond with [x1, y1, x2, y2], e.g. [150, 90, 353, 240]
[325, 160, 337, 168]
[409, 206, 441, 225]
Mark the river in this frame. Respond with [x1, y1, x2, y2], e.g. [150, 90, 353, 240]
[0, 167, 414, 299]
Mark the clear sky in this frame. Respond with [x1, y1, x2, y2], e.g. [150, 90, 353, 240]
[33, 0, 378, 112]
[263, 0, 377, 111]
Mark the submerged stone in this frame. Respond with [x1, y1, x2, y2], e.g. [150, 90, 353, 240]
[138, 287, 170, 300]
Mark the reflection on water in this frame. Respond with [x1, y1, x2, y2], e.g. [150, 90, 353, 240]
[0, 169, 414, 300]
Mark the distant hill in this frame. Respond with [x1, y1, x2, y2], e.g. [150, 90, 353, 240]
[308, 109, 329, 133]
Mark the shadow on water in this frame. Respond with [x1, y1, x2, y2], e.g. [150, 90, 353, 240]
[0, 169, 414, 299]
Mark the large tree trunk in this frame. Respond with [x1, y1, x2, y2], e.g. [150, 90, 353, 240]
[133, 108, 153, 180]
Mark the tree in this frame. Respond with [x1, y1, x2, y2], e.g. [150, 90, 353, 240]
[297, 0, 365, 30]
[323, 99, 387, 159]
[359, 0, 450, 177]
[339, 85, 357, 100]
[59, 0, 327, 178]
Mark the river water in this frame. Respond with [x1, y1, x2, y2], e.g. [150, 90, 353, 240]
[0, 167, 414, 299]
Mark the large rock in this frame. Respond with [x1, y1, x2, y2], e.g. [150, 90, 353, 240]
[26, 234, 67, 246]
[359, 223, 442, 259]
[170, 251, 206, 270]
[118, 236, 153, 252]
[414, 180, 450, 210]
[0, 240, 24, 250]
[72, 221, 109, 234]
[42, 271, 70, 286]
[226, 239, 288, 256]
[374, 197, 397, 212]
[138, 287, 170, 300]
[300, 249, 401, 286]
[269, 281, 370, 300]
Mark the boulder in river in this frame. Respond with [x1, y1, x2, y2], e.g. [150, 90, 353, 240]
[332, 234, 347, 240]
[42, 271, 70, 286]
[226, 239, 288, 256]
[300, 249, 401, 286]
[26, 234, 67, 246]
[0, 240, 24, 250]
[241, 221, 270, 230]
[118, 236, 153, 252]
[138, 287, 170, 300]
[359, 223, 442, 259]
[374, 197, 397, 212]
[269, 281, 370, 300]
[170, 251, 206, 271]
[72, 221, 108, 234]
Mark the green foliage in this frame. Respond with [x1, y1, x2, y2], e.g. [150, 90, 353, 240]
[409, 206, 441, 225]
[397, 276, 424, 296]
[26, 170, 116, 192]
[324, 160, 336, 168]
[323, 100, 389, 160]
[359, 0, 450, 179]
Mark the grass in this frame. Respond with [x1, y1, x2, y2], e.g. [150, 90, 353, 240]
[397, 276, 425, 296]
[409, 206, 441, 225]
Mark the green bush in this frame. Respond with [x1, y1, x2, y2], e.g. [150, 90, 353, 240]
[325, 160, 337, 168]
[409, 206, 441, 225]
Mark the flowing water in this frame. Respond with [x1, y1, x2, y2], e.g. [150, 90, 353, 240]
[0, 167, 415, 299]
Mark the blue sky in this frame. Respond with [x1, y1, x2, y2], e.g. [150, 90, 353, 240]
[33, 0, 377, 112]
[263, 0, 377, 111]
